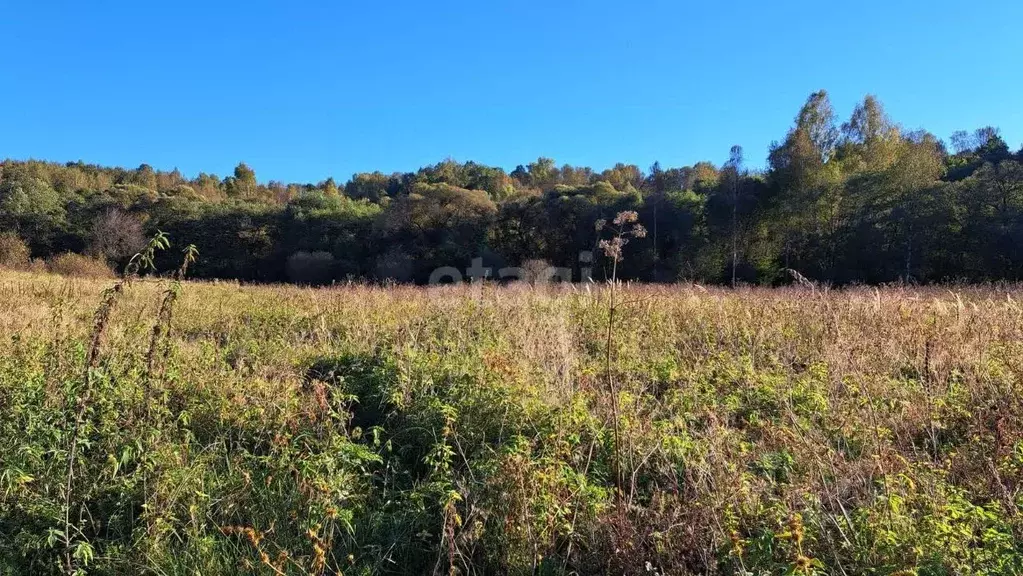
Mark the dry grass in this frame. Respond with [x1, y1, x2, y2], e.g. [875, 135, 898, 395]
[44, 253, 113, 279]
[1, 271, 1022, 575]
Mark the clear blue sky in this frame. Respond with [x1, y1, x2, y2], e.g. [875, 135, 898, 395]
[2, 0, 1021, 183]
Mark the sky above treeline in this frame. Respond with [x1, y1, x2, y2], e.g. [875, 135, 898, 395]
[2, 0, 1021, 182]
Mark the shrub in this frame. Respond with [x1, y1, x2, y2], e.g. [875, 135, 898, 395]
[46, 252, 113, 278]
[521, 259, 554, 284]
[88, 209, 146, 263]
[26, 258, 47, 273]
[375, 247, 414, 281]
[286, 251, 336, 285]
[0, 233, 30, 269]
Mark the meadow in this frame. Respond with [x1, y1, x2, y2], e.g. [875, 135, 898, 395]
[2, 269, 1022, 575]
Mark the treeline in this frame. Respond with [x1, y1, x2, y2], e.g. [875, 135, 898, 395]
[2, 90, 1022, 285]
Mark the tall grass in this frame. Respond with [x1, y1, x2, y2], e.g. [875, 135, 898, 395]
[1, 271, 1022, 574]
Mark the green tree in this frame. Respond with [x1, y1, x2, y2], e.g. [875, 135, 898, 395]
[767, 90, 844, 276]
[322, 177, 340, 197]
[377, 183, 497, 281]
[225, 162, 258, 199]
[346, 172, 395, 202]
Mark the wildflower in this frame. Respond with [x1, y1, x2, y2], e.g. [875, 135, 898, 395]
[795, 555, 813, 571]
[787, 513, 804, 545]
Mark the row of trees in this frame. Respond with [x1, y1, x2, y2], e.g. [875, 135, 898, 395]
[2, 90, 1022, 285]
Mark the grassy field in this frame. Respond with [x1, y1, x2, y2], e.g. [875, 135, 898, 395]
[2, 270, 1022, 575]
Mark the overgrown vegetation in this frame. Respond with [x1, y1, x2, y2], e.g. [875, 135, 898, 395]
[3, 91, 1022, 285]
[44, 253, 112, 279]
[2, 259, 1022, 574]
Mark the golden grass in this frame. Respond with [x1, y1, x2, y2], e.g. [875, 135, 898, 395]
[2, 271, 1022, 574]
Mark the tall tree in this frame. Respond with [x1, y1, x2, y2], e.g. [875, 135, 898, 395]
[768, 90, 842, 275]
[226, 162, 258, 199]
[724, 146, 745, 286]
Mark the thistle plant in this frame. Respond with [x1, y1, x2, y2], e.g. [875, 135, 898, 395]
[144, 244, 199, 397]
[595, 211, 646, 500]
[62, 231, 169, 575]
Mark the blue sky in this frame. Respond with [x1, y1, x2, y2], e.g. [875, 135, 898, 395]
[2, 1, 1021, 183]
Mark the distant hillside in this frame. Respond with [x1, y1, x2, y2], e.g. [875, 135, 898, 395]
[3, 91, 1022, 285]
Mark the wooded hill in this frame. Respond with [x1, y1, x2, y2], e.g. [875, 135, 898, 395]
[2, 91, 1021, 285]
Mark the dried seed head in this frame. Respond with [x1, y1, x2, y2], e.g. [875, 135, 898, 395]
[613, 210, 639, 226]
[599, 237, 626, 261]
